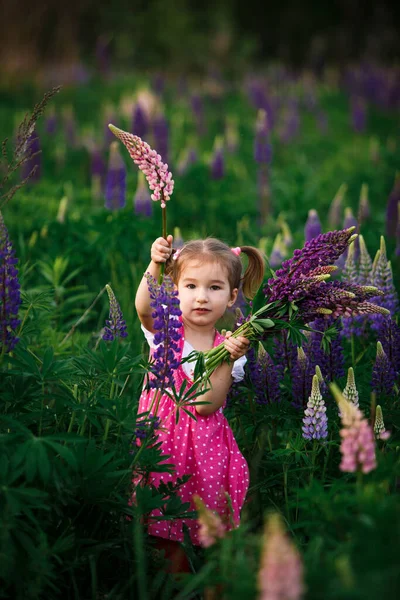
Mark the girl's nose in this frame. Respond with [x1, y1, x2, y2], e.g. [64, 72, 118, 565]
[197, 290, 208, 303]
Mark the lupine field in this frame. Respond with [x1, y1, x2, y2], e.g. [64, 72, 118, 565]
[1, 61, 400, 600]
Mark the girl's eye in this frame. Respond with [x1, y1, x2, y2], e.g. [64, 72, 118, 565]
[211, 285, 221, 291]
[186, 284, 196, 289]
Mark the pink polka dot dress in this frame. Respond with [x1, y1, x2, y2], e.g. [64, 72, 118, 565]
[133, 323, 250, 546]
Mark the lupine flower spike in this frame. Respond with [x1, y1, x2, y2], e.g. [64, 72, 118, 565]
[374, 405, 390, 440]
[0, 212, 21, 355]
[102, 284, 128, 341]
[193, 495, 225, 548]
[145, 274, 182, 391]
[343, 367, 359, 409]
[108, 124, 174, 209]
[315, 365, 327, 396]
[258, 513, 304, 600]
[331, 383, 377, 474]
[371, 341, 396, 396]
[302, 375, 328, 440]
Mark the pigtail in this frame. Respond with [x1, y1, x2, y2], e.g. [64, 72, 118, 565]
[240, 246, 265, 298]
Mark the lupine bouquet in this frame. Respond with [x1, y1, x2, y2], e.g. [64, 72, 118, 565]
[199, 227, 390, 380]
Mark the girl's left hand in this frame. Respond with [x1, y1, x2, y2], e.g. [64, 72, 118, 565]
[224, 332, 250, 361]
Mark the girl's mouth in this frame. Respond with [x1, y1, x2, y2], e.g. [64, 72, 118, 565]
[194, 308, 210, 312]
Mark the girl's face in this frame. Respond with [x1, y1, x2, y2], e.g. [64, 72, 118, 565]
[177, 259, 238, 329]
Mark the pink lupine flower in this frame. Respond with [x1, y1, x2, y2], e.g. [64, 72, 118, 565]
[193, 495, 226, 548]
[332, 384, 377, 474]
[258, 513, 304, 600]
[108, 124, 174, 208]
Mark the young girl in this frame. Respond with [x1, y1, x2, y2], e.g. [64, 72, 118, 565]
[134, 234, 265, 569]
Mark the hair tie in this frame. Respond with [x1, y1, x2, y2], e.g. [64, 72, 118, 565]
[231, 247, 241, 256]
[172, 248, 181, 261]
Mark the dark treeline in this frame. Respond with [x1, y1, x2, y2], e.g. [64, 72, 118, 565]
[1, 0, 399, 75]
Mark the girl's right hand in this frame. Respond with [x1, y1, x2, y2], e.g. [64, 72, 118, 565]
[151, 235, 173, 264]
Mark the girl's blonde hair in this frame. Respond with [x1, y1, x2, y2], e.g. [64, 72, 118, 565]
[166, 238, 265, 299]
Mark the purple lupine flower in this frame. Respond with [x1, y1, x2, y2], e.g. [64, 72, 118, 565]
[145, 274, 182, 390]
[44, 106, 57, 135]
[21, 129, 41, 183]
[304, 209, 322, 242]
[386, 173, 400, 238]
[105, 141, 127, 210]
[152, 113, 169, 166]
[0, 212, 21, 353]
[102, 285, 128, 341]
[357, 184, 370, 224]
[210, 138, 225, 180]
[248, 343, 281, 404]
[350, 96, 367, 133]
[265, 228, 357, 304]
[371, 341, 396, 396]
[254, 109, 272, 164]
[190, 93, 206, 136]
[134, 172, 152, 217]
[302, 375, 328, 440]
[131, 103, 149, 139]
[291, 347, 312, 409]
[299, 280, 389, 323]
[328, 183, 347, 229]
[108, 125, 174, 208]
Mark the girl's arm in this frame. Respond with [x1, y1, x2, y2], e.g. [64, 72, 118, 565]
[135, 235, 173, 332]
[195, 335, 249, 416]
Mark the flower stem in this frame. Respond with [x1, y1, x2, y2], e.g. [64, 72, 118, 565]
[159, 203, 167, 284]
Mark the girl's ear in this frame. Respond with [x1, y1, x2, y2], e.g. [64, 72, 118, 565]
[227, 288, 238, 307]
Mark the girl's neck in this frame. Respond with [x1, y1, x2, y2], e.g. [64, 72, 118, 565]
[182, 319, 216, 351]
